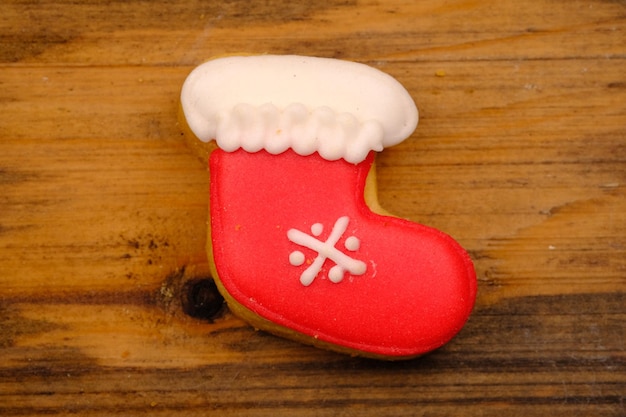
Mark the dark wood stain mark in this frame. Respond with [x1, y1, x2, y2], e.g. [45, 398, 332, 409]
[0, 168, 39, 186]
[0, 306, 66, 348]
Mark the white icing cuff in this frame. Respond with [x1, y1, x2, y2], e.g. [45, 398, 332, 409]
[181, 55, 419, 163]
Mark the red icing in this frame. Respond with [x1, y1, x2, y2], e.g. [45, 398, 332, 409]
[209, 148, 476, 357]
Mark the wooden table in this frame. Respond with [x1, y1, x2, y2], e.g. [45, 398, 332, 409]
[1, 1, 624, 415]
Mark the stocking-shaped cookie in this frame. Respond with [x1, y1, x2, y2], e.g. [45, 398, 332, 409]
[180, 55, 476, 359]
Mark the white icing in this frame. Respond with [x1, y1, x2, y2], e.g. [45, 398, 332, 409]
[181, 55, 419, 163]
[287, 216, 367, 286]
[289, 250, 305, 267]
[344, 236, 360, 251]
[311, 223, 324, 237]
[328, 265, 345, 284]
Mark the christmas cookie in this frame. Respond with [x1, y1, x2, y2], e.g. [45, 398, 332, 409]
[179, 55, 476, 359]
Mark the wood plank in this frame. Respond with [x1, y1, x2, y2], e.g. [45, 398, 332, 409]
[0, 293, 623, 416]
[1, 0, 624, 64]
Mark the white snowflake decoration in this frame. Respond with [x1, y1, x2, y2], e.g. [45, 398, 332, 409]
[287, 216, 367, 286]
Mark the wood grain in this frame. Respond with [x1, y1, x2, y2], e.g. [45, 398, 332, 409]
[1, 0, 624, 415]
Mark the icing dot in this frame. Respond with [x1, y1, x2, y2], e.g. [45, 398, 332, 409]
[344, 236, 360, 251]
[289, 251, 305, 266]
[311, 223, 323, 236]
[329, 265, 345, 283]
